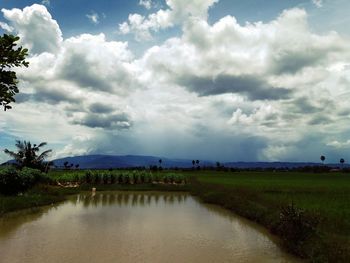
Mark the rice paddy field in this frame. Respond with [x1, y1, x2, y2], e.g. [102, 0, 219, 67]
[194, 171, 350, 222]
[189, 171, 350, 261]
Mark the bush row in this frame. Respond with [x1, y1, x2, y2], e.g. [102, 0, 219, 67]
[0, 166, 50, 195]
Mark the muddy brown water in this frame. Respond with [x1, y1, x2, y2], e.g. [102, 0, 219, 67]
[0, 191, 301, 263]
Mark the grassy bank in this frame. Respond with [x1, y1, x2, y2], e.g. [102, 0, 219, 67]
[189, 171, 350, 262]
[0, 185, 77, 216]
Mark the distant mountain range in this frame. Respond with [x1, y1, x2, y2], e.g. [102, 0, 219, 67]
[52, 155, 212, 169]
[45, 154, 349, 169]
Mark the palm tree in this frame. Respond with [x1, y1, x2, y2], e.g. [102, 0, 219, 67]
[4, 140, 52, 170]
[340, 158, 345, 169]
[320, 155, 325, 165]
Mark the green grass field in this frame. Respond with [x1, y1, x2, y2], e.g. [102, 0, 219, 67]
[194, 171, 350, 221]
[187, 171, 350, 261]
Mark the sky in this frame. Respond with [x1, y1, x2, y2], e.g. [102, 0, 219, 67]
[0, 0, 350, 163]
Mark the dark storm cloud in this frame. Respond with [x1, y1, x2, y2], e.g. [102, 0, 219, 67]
[36, 88, 83, 104]
[72, 112, 131, 129]
[272, 50, 324, 74]
[14, 93, 32, 103]
[177, 74, 291, 100]
[308, 115, 333, 125]
[59, 53, 113, 92]
[79, 128, 268, 162]
[14, 89, 82, 104]
[290, 97, 320, 114]
[89, 103, 115, 114]
[338, 109, 350, 116]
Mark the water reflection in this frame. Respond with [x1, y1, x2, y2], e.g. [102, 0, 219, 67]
[0, 205, 58, 238]
[0, 191, 300, 263]
[71, 191, 189, 208]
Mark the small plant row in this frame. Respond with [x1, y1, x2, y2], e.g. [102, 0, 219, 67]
[55, 171, 187, 185]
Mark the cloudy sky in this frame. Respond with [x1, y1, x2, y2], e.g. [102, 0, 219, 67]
[0, 0, 350, 163]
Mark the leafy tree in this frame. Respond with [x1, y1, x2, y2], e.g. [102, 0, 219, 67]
[320, 155, 325, 165]
[4, 140, 52, 171]
[192, 160, 195, 166]
[195, 160, 200, 170]
[0, 34, 29, 111]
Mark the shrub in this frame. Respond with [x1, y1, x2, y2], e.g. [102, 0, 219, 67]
[102, 173, 109, 184]
[110, 173, 116, 184]
[19, 167, 42, 189]
[132, 171, 138, 184]
[140, 172, 145, 183]
[74, 174, 80, 182]
[163, 175, 169, 184]
[118, 173, 123, 184]
[0, 167, 21, 195]
[93, 172, 101, 184]
[155, 173, 161, 183]
[0, 167, 43, 195]
[85, 170, 92, 183]
[276, 203, 320, 255]
[124, 174, 130, 184]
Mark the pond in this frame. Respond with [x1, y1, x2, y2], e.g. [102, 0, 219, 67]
[0, 191, 300, 263]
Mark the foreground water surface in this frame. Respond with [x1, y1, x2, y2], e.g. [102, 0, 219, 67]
[0, 191, 300, 263]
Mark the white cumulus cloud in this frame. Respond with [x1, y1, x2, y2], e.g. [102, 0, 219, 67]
[1, 4, 62, 54]
[41, 0, 50, 7]
[0, 21, 13, 32]
[312, 0, 323, 8]
[86, 11, 99, 24]
[119, 0, 218, 41]
[139, 0, 153, 10]
[2, 3, 350, 163]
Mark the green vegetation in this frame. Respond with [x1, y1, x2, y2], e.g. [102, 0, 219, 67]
[0, 166, 50, 195]
[4, 140, 52, 171]
[49, 170, 187, 186]
[0, 34, 29, 111]
[190, 171, 350, 262]
[0, 185, 77, 215]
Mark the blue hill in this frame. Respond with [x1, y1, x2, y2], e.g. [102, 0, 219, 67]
[49, 155, 348, 169]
